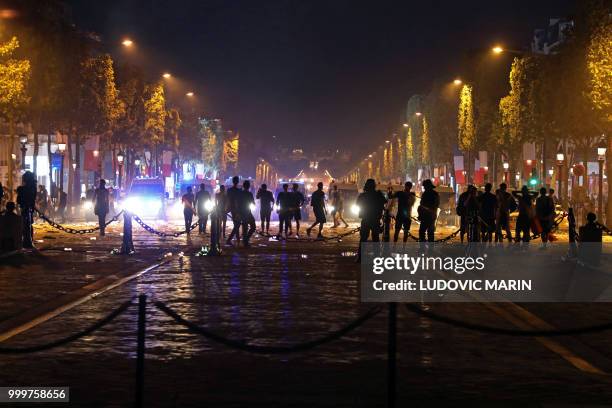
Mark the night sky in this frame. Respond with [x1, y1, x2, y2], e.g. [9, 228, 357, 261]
[66, 0, 576, 166]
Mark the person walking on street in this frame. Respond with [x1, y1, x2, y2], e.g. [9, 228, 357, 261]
[536, 187, 555, 248]
[195, 183, 211, 234]
[181, 186, 196, 234]
[512, 186, 538, 243]
[16, 172, 37, 248]
[226, 176, 243, 245]
[290, 183, 305, 237]
[391, 181, 416, 243]
[330, 184, 349, 228]
[94, 179, 110, 237]
[240, 180, 257, 246]
[216, 185, 228, 238]
[495, 183, 515, 242]
[356, 179, 387, 260]
[479, 183, 497, 243]
[456, 185, 473, 243]
[57, 190, 67, 223]
[256, 183, 274, 234]
[276, 183, 292, 239]
[306, 182, 327, 239]
[418, 179, 440, 242]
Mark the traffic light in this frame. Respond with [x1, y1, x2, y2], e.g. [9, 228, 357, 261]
[529, 177, 538, 186]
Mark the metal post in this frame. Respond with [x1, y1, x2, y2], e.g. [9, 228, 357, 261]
[568, 208, 578, 259]
[387, 302, 397, 408]
[207, 207, 220, 256]
[135, 294, 147, 408]
[598, 160, 604, 222]
[120, 211, 135, 254]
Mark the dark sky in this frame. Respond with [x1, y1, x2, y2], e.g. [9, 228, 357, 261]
[66, 0, 576, 164]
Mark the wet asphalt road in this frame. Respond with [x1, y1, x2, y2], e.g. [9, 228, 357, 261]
[1, 218, 612, 407]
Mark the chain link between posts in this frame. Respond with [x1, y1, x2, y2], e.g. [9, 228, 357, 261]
[35, 208, 124, 234]
[132, 214, 199, 237]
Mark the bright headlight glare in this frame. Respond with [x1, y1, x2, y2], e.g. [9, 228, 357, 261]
[351, 204, 360, 215]
[274, 204, 280, 211]
[83, 201, 93, 210]
[204, 199, 215, 212]
[329, 205, 335, 212]
[249, 203, 256, 211]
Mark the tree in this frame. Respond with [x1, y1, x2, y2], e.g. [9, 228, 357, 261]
[0, 36, 31, 197]
[457, 84, 475, 181]
[421, 116, 430, 166]
[586, 12, 612, 127]
[143, 82, 166, 176]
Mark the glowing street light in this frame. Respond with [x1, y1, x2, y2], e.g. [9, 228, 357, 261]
[122, 39, 134, 47]
[453, 78, 462, 85]
[162, 73, 171, 78]
[385, 140, 390, 144]
[415, 112, 422, 117]
[403, 123, 409, 127]
[492, 46, 504, 54]
[186, 91, 194, 97]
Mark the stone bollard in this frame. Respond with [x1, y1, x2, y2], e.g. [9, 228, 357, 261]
[120, 211, 135, 255]
[567, 208, 578, 258]
[207, 207, 221, 256]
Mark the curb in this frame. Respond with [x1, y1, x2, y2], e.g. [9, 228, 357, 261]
[0, 257, 174, 343]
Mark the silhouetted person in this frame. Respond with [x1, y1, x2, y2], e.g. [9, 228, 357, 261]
[16, 171, 36, 248]
[216, 185, 228, 238]
[256, 183, 274, 234]
[290, 183, 305, 237]
[276, 183, 291, 239]
[57, 190, 67, 223]
[330, 184, 349, 228]
[93, 179, 110, 236]
[495, 183, 515, 242]
[418, 179, 440, 242]
[536, 187, 555, 247]
[0, 182, 4, 204]
[392, 181, 416, 243]
[356, 179, 387, 260]
[240, 180, 257, 246]
[306, 182, 327, 239]
[456, 185, 473, 243]
[0, 202, 22, 251]
[181, 186, 195, 234]
[479, 183, 497, 242]
[579, 212, 603, 265]
[226, 176, 243, 245]
[195, 183, 211, 234]
[512, 186, 537, 243]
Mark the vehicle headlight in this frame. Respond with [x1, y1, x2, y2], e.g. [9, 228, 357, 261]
[83, 201, 93, 210]
[204, 199, 215, 212]
[173, 200, 183, 215]
[351, 204, 360, 215]
[249, 203, 256, 211]
[147, 198, 162, 213]
[329, 205, 335, 212]
[124, 197, 141, 213]
[274, 204, 280, 211]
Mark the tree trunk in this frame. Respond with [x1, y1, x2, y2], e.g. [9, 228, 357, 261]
[67, 133, 74, 206]
[47, 129, 53, 197]
[7, 118, 15, 200]
[74, 133, 81, 204]
[33, 132, 39, 176]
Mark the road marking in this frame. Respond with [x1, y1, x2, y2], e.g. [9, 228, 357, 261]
[0, 257, 173, 343]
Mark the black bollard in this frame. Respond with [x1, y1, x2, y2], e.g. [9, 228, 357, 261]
[567, 208, 578, 258]
[120, 211, 135, 254]
[387, 302, 397, 408]
[135, 294, 147, 408]
[207, 206, 221, 256]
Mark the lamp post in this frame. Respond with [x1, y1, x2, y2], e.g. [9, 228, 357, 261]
[503, 162, 509, 184]
[134, 158, 141, 177]
[57, 142, 66, 193]
[117, 151, 125, 190]
[597, 141, 607, 221]
[556, 149, 565, 206]
[19, 134, 27, 171]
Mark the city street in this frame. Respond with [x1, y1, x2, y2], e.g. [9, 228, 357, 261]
[2, 218, 612, 406]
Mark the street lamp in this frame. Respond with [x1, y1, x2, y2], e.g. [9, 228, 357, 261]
[597, 141, 607, 221]
[117, 151, 125, 190]
[492, 46, 504, 54]
[453, 78, 462, 85]
[162, 72, 171, 78]
[186, 91, 194, 97]
[57, 142, 66, 193]
[19, 134, 27, 170]
[556, 148, 565, 205]
[415, 112, 422, 117]
[122, 39, 133, 47]
[134, 157, 141, 177]
[502, 162, 509, 184]
[403, 123, 409, 128]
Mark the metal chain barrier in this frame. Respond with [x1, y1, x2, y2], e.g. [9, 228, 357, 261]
[0, 300, 133, 354]
[404, 303, 612, 337]
[155, 300, 381, 354]
[132, 214, 198, 238]
[35, 208, 124, 234]
[256, 227, 362, 243]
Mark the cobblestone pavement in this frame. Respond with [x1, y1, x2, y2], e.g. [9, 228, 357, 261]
[1, 217, 612, 407]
